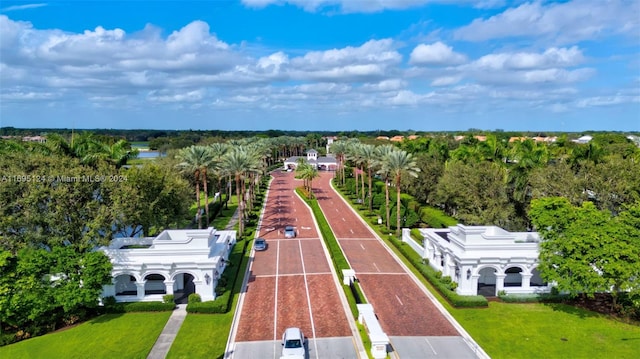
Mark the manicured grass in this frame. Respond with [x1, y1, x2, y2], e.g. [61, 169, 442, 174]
[166, 314, 233, 359]
[332, 181, 640, 359]
[452, 302, 640, 359]
[0, 312, 171, 359]
[212, 195, 238, 230]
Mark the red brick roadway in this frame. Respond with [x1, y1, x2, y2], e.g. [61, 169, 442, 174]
[235, 171, 352, 342]
[314, 172, 458, 336]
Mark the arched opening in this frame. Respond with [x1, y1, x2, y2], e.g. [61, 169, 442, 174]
[504, 267, 523, 287]
[530, 268, 547, 286]
[114, 274, 137, 296]
[477, 267, 497, 296]
[144, 273, 167, 295]
[173, 273, 196, 304]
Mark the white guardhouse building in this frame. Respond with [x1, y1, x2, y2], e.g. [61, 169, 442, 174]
[416, 225, 551, 296]
[100, 227, 236, 302]
[283, 149, 337, 171]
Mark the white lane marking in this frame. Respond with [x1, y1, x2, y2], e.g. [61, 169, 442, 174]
[298, 240, 319, 359]
[425, 338, 438, 355]
[373, 262, 381, 272]
[360, 244, 366, 250]
[350, 229, 354, 234]
[395, 294, 404, 306]
[274, 240, 280, 358]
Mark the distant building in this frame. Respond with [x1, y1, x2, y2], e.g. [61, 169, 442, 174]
[376, 136, 390, 141]
[100, 227, 236, 303]
[572, 135, 593, 144]
[390, 135, 404, 142]
[283, 149, 337, 171]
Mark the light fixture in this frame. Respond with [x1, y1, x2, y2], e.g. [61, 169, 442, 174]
[466, 269, 472, 280]
[204, 273, 211, 285]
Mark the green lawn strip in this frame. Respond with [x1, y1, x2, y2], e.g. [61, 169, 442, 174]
[296, 188, 373, 359]
[212, 195, 238, 230]
[0, 312, 171, 359]
[332, 183, 640, 359]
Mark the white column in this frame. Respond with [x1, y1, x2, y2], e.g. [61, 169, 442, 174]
[521, 274, 532, 289]
[164, 280, 174, 295]
[495, 274, 506, 295]
[136, 282, 145, 300]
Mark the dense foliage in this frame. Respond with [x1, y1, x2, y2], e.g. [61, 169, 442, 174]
[0, 136, 191, 343]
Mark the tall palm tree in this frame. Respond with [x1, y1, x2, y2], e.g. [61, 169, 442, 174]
[376, 144, 397, 230]
[330, 140, 349, 185]
[359, 144, 377, 212]
[209, 142, 230, 204]
[383, 150, 420, 235]
[176, 145, 213, 229]
[221, 146, 260, 237]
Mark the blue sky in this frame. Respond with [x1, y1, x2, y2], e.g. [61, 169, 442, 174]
[1, 0, 638, 131]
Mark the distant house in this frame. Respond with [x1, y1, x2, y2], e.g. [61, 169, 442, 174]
[100, 227, 236, 303]
[376, 136, 390, 141]
[407, 135, 419, 140]
[402, 225, 551, 297]
[572, 135, 593, 144]
[390, 135, 404, 142]
[283, 149, 337, 171]
[324, 136, 338, 153]
[509, 137, 528, 143]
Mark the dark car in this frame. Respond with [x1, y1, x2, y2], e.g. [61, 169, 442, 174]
[254, 238, 267, 251]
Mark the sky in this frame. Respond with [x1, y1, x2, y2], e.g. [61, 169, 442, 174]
[0, 0, 639, 132]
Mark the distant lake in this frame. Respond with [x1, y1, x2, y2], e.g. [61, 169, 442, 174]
[137, 151, 166, 158]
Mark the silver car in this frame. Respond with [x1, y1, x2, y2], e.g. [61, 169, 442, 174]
[281, 327, 305, 358]
[254, 238, 267, 251]
[284, 226, 296, 238]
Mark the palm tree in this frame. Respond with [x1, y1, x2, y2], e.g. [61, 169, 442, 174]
[375, 144, 397, 230]
[358, 144, 377, 212]
[175, 145, 214, 229]
[221, 146, 260, 237]
[209, 142, 229, 204]
[382, 150, 420, 235]
[330, 140, 349, 185]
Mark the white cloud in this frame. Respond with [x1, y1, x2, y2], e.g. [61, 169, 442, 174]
[241, 0, 506, 13]
[1, 3, 47, 12]
[431, 76, 462, 86]
[409, 42, 467, 66]
[471, 47, 584, 70]
[455, 0, 640, 43]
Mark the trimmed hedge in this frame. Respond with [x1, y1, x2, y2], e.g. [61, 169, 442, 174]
[186, 293, 230, 314]
[499, 293, 567, 303]
[103, 301, 176, 313]
[420, 207, 457, 228]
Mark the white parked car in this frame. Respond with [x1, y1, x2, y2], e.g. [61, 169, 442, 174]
[281, 327, 306, 358]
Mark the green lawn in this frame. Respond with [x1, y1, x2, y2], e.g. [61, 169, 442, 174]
[166, 313, 234, 359]
[452, 302, 640, 359]
[0, 312, 171, 359]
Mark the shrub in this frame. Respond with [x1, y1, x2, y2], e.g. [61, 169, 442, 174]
[188, 293, 202, 303]
[187, 292, 231, 314]
[163, 294, 175, 304]
[104, 301, 175, 313]
[102, 296, 117, 307]
[420, 207, 457, 228]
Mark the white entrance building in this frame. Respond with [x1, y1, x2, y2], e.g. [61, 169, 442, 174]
[405, 225, 551, 296]
[283, 149, 338, 171]
[100, 227, 236, 302]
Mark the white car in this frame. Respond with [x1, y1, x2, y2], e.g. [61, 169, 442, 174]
[281, 327, 306, 358]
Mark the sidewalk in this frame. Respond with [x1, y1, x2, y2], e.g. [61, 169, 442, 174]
[224, 208, 240, 230]
[146, 304, 187, 359]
